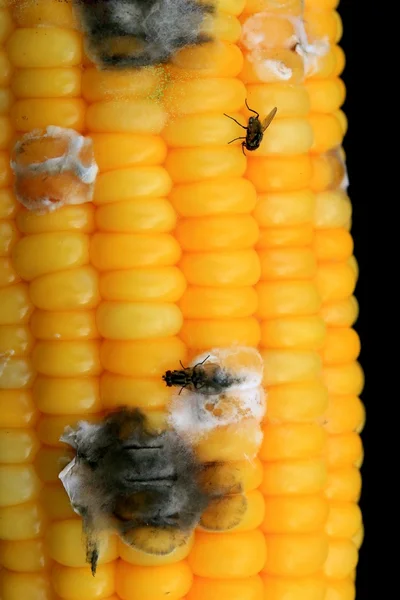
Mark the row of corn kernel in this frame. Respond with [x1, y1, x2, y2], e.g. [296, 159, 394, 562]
[164, 2, 266, 599]
[4, 2, 106, 600]
[0, 4, 47, 599]
[85, 14, 191, 600]
[240, 1, 330, 598]
[304, 1, 365, 598]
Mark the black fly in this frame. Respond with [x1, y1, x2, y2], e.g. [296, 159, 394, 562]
[224, 99, 277, 155]
[163, 356, 238, 395]
[163, 356, 211, 395]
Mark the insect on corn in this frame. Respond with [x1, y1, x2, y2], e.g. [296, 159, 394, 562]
[162, 356, 239, 395]
[224, 99, 278, 155]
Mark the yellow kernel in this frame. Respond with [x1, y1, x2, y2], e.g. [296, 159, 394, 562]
[11, 98, 85, 131]
[0, 429, 39, 463]
[32, 340, 101, 377]
[30, 310, 98, 341]
[29, 266, 100, 311]
[117, 560, 192, 600]
[202, 489, 265, 533]
[254, 118, 313, 156]
[259, 248, 316, 280]
[257, 280, 321, 319]
[325, 578, 355, 600]
[326, 433, 363, 469]
[180, 286, 257, 319]
[260, 316, 326, 350]
[324, 539, 358, 579]
[35, 447, 70, 483]
[261, 574, 326, 600]
[262, 496, 329, 534]
[82, 67, 162, 102]
[352, 524, 364, 550]
[168, 41, 243, 78]
[11, 68, 81, 98]
[310, 152, 345, 192]
[95, 199, 176, 233]
[322, 362, 364, 396]
[0, 539, 48, 572]
[52, 563, 115, 600]
[101, 375, 172, 410]
[0, 221, 18, 256]
[326, 502, 362, 538]
[164, 113, 243, 148]
[264, 534, 328, 577]
[12, 0, 76, 27]
[164, 78, 245, 115]
[247, 155, 312, 192]
[87, 100, 166, 134]
[0, 572, 53, 600]
[0, 390, 37, 428]
[306, 78, 345, 113]
[261, 459, 327, 496]
[0, 116, 13, 150]
[320, 297, 359, 328]
[176, 215, 258, 251]
[118, 535, 194, 567]
[187, 575, 264, 600]
[0, 7, 12, 42]
[314, 229, 353, 261]
[47, 520, 118, 567]
[100, 268, 185, 303]
[170, 177, 256, 217]
[305, 46, 337, 79]
[34, 376, 101, 415]
[267, 381, 328, 422]
[40, 484, 75, 521]
[166, 147, 246, 183]
[0, 357, 36, 389]
[101, 338, 186, 377]
[261, 350, 321, 385]
[180, 250, 260, 287]
[260, 423, 325, 461]
[315, 190, 352, 229]
[0, 465, 41, 507]
[304, 9, 340, 43]
[0, 190, 17, 220]
[215, 0, 246, 15]
[12, 232, 89, 281]
[189, 530, 266, 578]
[0, 151, 12, 187]
[97, 302, 182, 340]
[194, 418, 262, 462]
[325, 468, 362, 502]
[310, 114, 343, 153]
[7, 28, 82, 68]
[254, 189, 315, 226]
[246, 83, 310, 117]
[0, 89, 13, 115]
[321, 328, 360, 365]
[0, 324, 34, 356]
[17, 204, 95, 235]
[90, 233, 180, 270]
[0, 502, 46, 540]
[0, 258, 20, 287]
[0, 51, 11, 88]
[316, 263, 356, 303]
[94, 168, 172, 204]
[323, 395, 365, 434]
[180, 318, 261, 350]
[92, 133, 166, 169]
[203, 11, 241, 42]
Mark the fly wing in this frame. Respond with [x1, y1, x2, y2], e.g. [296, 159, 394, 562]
[261, 107, 278, 132]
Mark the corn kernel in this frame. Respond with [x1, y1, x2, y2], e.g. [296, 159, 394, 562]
[12, 98, 86, 131]
[325, 502, 362, 538]
[29, 266, 100, 311]
[12, 68, 82, 98]
[314, 229, 353, 261]
[0, 539, 48, 572]
[180, 286, 257, 319]
[7, 28, 82, 68]
[97, 302, 182, 340]
[52, 563, 116, 600]
[194, 418, 263, 462]
[262, 496, 329, 534]
[326, 433, 363, 468]
[187, 575, 264, 600]
[30, 310, 98, 341]
[16, 205, 95, 235]
[321, 328, 360, 364]
[260, 423, 326, 461]
[166, 147, 246, 183]
[0, 324, 33, 355]
[0, 283, 33, 324]
[325, 578, 355, 600]
[325, 468, 362, 502]
[261, 459, 327, 496]
[0, 357, 36, 389]
[246, 155, 312, 192]
[322, 362, 364, 396]
[0, 571, 53, 600]
[180, 318, 261, 349]
[118, 535, 194, 567]
[82, 68, 162, 102]
[168, 41, 243, 78]
[267, 381, 328, 422]
[180, 250, 260, 287]
[0, 429, 39, 463]
[101, 338, 186, 377]
[261, 575, 326, 600]
[323, 539, 358, 579]
[87, 100, 166, 134]
[323, 395, 365, 434]
[0, 502, 46, 540]
[94, 168, 172, 205]
[176, 215, 259, 251]
[164, 78, 245, 116]
[320, 297, 359, 328]
[40, 484, 75, 521]
[0, 465, 41, 507]
[32, 340, 101, 377]
[254, 189, 314, 227]
[315, 191, 352, 229]
[12, 0, 76, 28]
[264, 534, 328, 576]
[260, 316, 326, 350]
[116, 560, 192, 600]
[0, 390, 37, 427]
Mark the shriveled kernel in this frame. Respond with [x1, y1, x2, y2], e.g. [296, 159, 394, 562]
[189, 531, 266, 578]
[262, 496, 329, 534]
[116, 560, 192, 600]
[118, 535, 194, 567]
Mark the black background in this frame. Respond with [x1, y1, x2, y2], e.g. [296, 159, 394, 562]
[336, 1, 369, 597]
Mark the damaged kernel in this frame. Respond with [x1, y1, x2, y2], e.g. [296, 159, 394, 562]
[10, 127, 98, 215]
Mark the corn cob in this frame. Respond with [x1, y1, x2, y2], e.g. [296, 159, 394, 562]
[0, 1, 363, 600]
